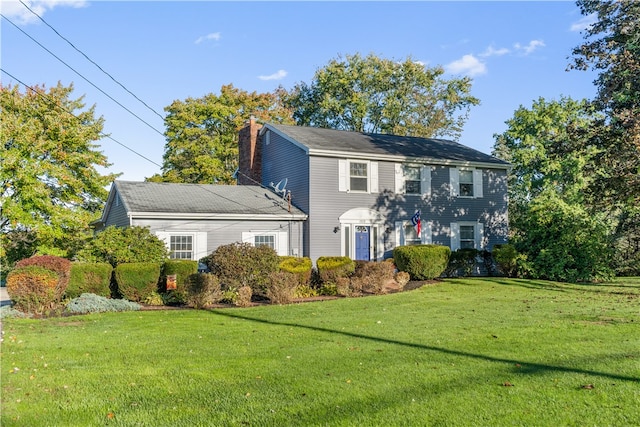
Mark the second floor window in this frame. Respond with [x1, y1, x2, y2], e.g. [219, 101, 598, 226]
[349, 162, 368, 192]
[404, 166, 421, 195]
[459, 169, 474, 197]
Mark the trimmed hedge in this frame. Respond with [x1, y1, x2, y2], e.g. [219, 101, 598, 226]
[6, 266, 60, 314]
[15, 255, 71, 300]
[185, 273, 222, 309]
[445, 248, 480, 277]
[393, 245, 451, 280]
[278, 256, 312, 287]
[162, 260, 198, 304]
[316, 256, 356, 284]
[114, 262, 161, 303]
[66, 262, 113, 299]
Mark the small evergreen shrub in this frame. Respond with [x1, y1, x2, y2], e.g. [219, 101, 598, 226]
[186, 273, 222, 309]
[0, 305, 31, 319]
[493, 244, 528, 278]
[16, 255, 71, 300]
[393, 245, 450, 280]
[316, 256, 356, 284]
[278, 256, 312, 287]
[203, 242, 279, 297]
[66, 262, 113, 299]
[6, 266, 60, 314]
[144, 291, 165, 306]
[294, 284, 319, 298]
[114, 262, 161, 303]
[445, 249, 480, 277]
[64, 293, 141, 314]
[266, 271, 298, 304]
[235, 285, 253, 307]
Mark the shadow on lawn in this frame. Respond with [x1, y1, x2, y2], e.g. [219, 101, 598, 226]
[211, 309, 639, 384]
[468, 278, 640, 297]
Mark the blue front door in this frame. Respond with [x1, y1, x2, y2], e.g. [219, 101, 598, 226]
[355, 226, 370, 261]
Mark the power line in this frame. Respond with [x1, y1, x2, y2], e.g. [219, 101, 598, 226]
[1, 68, 163, 169]
[1, 13, 166, 138]
[17, 0, 165, 121]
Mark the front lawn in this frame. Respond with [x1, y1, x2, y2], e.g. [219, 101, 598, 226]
[2, 278, 639, 426]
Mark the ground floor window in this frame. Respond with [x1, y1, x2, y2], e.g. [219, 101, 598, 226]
[450, 222, 484, 251]
[254, 234, 276, 249]
[242, 231, 288, 255]
[170, 235, 193, 259]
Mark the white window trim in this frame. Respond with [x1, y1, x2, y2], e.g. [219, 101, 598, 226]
[450, 167, 483, 198]
[339, 159, 378, 193]
[450, 222, 484, 251]
[155, 231, 207, 261]
[395, 220, 432, 246]
[395, 164, 431, 197]
[241, 231, 288, 256]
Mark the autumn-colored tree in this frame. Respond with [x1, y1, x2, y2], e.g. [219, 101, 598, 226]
[150, 84, 293, 184]
[284, 53, 480, 139]
[1, 83, 118, 266]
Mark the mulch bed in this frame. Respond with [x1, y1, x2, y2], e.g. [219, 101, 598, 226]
[139, 280, 442, 311]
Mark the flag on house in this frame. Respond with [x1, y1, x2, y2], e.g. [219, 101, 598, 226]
[411, 209, 421, 236]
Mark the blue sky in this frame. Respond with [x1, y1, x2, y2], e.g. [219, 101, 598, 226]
[2, 1, 598, 182]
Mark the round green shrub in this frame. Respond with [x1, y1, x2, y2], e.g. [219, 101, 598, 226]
[278, 256, 312, 287]
[6, 266, 60, 314]
[66, 262, 113, 299]
[393, 245, 451, 280]
[114, 262, 161, 303]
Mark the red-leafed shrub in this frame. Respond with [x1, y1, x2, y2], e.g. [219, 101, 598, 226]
[6, 266, 60, 314]
[15, 255, 71, 299]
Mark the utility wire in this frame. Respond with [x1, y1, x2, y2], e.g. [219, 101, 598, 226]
[1, 68, 163, 168]
[1, 14, 165, 138]
[18, 0, 165, 121]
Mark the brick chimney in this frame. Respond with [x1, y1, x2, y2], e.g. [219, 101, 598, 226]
[238, 117, 263, 186]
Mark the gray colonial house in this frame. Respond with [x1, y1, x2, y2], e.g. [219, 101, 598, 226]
[96, 120, 510, 263]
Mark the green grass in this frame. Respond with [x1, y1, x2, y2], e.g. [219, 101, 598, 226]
[2, 277, 639, 426]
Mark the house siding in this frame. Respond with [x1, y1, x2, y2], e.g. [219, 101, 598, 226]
[131, 218, 303, 259]
[104, 191, 129, 228]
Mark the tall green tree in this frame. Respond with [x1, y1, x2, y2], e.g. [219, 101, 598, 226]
[493, 97, 614, 281]
[150, 84, 293, 184]
[1, 83, 118, 266]
[569, 0, 640, 275]
[284, 53, 480, 139]
[570, 0, 640, 207]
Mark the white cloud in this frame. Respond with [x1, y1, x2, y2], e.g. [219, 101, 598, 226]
[445, 54, 487, 77]
[1, 0, 87, 25]
[570, 13, 597, 32]
[195, 32, 221, 44]
[479, 45, 510, 58]
[514, 39, 545, 55]
[258, 69, 288, 81]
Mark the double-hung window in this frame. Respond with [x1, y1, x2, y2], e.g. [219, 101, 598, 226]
[450, 222, 484, 251]
[349, 162, 368, 192]
[395, 164, 431, 196]
[254, 234, 276, 250]
[450, 167, 483, 198]
[339, 159, 378, 193]
[395, 220, 431, 246]
[169, 235, 193, 259]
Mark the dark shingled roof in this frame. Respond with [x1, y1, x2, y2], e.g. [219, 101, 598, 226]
[114, 181, 305, 217]
[267, 124, 510, 167]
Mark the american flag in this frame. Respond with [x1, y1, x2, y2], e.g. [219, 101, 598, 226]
[411, 210, 421, 236]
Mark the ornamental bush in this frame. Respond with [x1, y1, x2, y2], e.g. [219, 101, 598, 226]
[444, 249, 480, 277]
[393, 245, 450, 280]
[66, 262, 113, 299]
[114, 262, 161, 303]
[15, 255, 71, 300]
[185, 273, 222, 309]
[492, 244, 528, 278]
[350, 261, 396, 295]
[316, 256, 356, 284]
[266, 271, 299, 304]
[278, 256, 313, 288]
[162, 260, 198, 304]
[203, 242, 279, 297]
[6, 266, 60, 314]
[64, 293, 141, 314]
